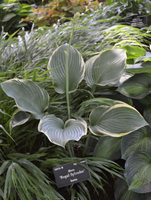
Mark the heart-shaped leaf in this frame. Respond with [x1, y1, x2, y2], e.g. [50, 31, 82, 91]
[124, 149, 151, 193]
[121, 126, 151, 160]
[93, 136, 121, 160]
[89, 103, 148, 137]
[117, 73, 151, 99]
[47, 44, 85, 94]
[38, 115, 87, 148]
[126, 62, 151, 74]
[1, 79, 49, 119]
[85, 49, 126, 87]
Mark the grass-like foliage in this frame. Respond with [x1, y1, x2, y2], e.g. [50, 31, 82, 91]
[0, 159, 63, 200]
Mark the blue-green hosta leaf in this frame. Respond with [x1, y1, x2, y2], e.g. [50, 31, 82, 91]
[124, 150, 151, 193]
[114, 177, 151, 200]
[117, 73, 151, 99]
[93, 136, 121, 160]
[47, 44, 85, 93]
[126, 62, 151, 74]
[85, 49, 126, 87]
[89, 103, 148, 137]
[38, 115, 87, 148]
[10, 110, 31, 129]
[121, 126, 151, 160]
[1, 79, 49, 119]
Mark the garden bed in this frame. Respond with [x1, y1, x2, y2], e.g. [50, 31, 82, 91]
[1, 1, 151, 200]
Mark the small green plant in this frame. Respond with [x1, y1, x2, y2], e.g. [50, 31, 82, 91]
[0, 1, 32, 34]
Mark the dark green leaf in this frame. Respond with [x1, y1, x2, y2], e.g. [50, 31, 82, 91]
[117, 73, 151, 99]
[144, 105, 151, 126]
[114, 177, 145, 200]
[121, 126, 151, 160]
[124, 150, 151, 193]
[94, 136, 121, 160]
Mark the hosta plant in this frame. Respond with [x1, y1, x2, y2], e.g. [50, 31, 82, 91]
[1, 39, 147, 147]
[1, 12, 151, 199]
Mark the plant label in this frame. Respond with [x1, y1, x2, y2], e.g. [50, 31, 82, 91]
[53, 160, 91, 188]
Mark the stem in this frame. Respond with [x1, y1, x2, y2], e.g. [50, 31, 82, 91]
[91, 84, 96, 96]
[83, 132, 92, 157]
[67, 143, 73, 157]
[66, 27, 75, 120]
[65, 13, 80, 157]
[83, 84, 96, 157]
[65, 27, 75, 157]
